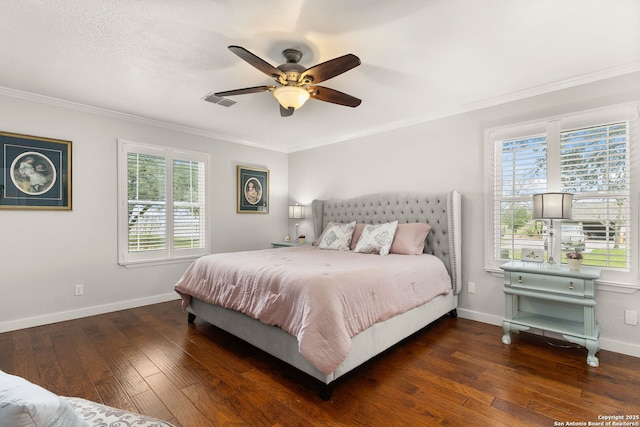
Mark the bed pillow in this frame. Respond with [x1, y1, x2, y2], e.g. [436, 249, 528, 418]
[349, 223, 366, 250]
[317, 221, 356, 250]
[0, 370, 87, 427]
[354, 221, 399, 256]
[390, 223, 432, 255]
[313, 221, 337, 245]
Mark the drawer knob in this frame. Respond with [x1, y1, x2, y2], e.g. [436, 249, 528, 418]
[518, 275, 522, 284]
[569, 282, 574, 290]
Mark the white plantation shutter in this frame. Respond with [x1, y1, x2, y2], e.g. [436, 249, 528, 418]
[485, 104, 638, 287]
[127, 152, 167, 253]
[118, 141, 209, 265]
[492, 134, 547, 261]
[173, 158, 206, 251]
[560, 122, 630, 269]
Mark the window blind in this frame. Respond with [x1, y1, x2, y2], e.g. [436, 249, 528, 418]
[118, 140, 209, 265]
[560, 122, 630, 269]
[492, 134, 547, 261]
[127, 152, 167, 253]
[173, 159, 206, 250]
[489, 120, 631, 270]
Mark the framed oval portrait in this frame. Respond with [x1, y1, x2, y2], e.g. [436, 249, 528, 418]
[237, 165, 268, 213]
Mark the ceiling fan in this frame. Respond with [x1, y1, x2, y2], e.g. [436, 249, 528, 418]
[206, 45, 362, 117]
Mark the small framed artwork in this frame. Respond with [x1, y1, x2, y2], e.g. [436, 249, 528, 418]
[237, 165, 269, 213]
[521, 248, 544, 263]
[0, 131, 72, 210]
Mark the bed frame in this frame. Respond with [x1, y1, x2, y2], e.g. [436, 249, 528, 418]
[186, 191, 461, 399]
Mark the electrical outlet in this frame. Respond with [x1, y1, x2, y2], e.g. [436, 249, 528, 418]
[624, 310, 638, 326]
[467, 281, 476, 294]
[74, 284, 84, 296]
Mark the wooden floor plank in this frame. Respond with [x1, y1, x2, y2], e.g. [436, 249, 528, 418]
[145, 371, 217, 427]
[179, 381, 247, 426]
[526, 392, 604, 423]
[129, 388, 175, 424]
[0, 301, 638, 427]
[0, 334, 13, 373]
[104, 347, 152, 397]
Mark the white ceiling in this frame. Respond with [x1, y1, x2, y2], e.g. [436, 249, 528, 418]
[1, 0, 639, 152]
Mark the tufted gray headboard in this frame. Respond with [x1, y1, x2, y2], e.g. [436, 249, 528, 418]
[311, 191, 461, 294]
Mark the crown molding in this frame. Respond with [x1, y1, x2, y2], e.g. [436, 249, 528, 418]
[3, 60, 639, 154]
[287, 61, 640, 153]
[0, 86, 288, 153]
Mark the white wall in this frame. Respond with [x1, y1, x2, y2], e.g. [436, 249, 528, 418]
[2, 72, 639, 358]
[0, 94, 288, 332]
[289, 71, 640, 358]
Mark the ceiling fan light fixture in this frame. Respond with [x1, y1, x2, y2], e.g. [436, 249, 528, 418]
[273, 86, 310, 110]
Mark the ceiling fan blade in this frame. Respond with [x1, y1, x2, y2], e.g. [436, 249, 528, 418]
[309, 86, 362, 107]
[228, 45, 286, 80]
[214, 85, 275, 97]
[300, 54, 361, 84]
[280, 105, 295, 117]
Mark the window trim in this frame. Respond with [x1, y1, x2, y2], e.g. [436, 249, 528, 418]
[117, 139, 210, 267]
[484, 103, 640, 290]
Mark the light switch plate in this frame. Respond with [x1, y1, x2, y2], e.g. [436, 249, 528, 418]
[521, 248, 544, 263]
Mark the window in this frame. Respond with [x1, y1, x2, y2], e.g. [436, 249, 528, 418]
[485, 104, 639, 287]
[118, 140, 209, 265]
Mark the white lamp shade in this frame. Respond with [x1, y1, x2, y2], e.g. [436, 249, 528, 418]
[288, 204, 305, 219]
[273, 86, 310, 110]
[532, 193, 573, 219]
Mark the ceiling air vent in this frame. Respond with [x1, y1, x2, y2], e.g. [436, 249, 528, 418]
[203, 93, 237, 107]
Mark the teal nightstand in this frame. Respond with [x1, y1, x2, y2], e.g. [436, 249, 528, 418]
[500, 261, 601, 367]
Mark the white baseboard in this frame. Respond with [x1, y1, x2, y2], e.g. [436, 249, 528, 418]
[457, 308, 503, 326]
[597, 337, 640, 358]
[0, 293, 180, 333]
[457, 308, 640, 359]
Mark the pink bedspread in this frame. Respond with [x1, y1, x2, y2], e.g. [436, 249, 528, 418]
[174, 246, 451, 374]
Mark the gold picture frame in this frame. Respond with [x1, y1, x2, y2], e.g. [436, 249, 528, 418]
[237, 165, 269, 213]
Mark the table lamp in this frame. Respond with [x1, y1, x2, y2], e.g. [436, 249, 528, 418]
[288, 204, 305, 242]
[532, 192, 573, 264]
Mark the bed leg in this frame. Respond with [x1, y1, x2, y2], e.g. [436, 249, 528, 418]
[448, 309, 458, 318]
[187, 312, 196, 324]
[319, 383, 333, 401]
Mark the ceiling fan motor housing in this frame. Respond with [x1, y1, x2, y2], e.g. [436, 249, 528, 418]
[282, 48, 303, 64]
[277, 49, 312, 85]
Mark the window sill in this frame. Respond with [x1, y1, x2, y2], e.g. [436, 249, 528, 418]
[119, 256, 203, 269]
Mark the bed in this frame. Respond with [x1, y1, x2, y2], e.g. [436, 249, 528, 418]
[175, 191, 461, 399]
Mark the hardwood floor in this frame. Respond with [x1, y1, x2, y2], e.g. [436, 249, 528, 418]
[1, 301, 638, 426]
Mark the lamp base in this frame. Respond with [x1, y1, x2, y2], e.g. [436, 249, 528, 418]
[546, 219, 557, 265]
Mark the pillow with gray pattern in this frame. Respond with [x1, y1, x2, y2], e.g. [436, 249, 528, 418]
[64, 397, 175, 427]
[317, 221, 356, 251]
[354, 221, 399, 256]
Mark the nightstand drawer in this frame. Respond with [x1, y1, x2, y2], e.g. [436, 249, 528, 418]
[508, 272, 585, 296]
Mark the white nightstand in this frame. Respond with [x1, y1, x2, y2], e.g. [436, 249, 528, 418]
[500, 261, 601, 367]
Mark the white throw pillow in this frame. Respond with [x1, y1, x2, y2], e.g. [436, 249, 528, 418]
[354, 221, 399, 256]
[0, 370, 87, 427]
[318, 221, 356, 251]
